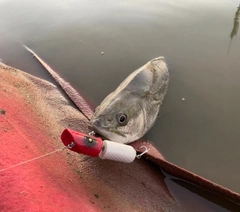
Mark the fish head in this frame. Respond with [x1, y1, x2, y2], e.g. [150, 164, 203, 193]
[90, 95, 144, 144]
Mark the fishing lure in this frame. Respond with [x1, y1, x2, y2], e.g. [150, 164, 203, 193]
[61, 129, 149, 163]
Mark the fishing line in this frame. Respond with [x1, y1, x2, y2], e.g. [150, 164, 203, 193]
[0, 146, 67, 173]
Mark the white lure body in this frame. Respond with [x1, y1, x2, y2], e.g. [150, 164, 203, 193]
[99, 140, 137, 163]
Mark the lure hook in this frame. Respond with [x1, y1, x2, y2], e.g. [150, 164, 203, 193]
[88, 131, 95, 136]
[136, 146, 150, 159]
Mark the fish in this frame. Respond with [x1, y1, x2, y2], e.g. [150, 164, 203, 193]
[90, 57, 169, 144]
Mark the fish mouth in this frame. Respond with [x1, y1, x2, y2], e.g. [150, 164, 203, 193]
[90, 123, 126, 140]
[90, 124, 107, 138]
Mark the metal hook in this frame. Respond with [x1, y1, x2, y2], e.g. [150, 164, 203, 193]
[67, 142, 75, 149]
[136, 146, 150, 159]
[88, 131, 95, 136]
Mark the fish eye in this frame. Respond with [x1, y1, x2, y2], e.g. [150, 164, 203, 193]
[117, 113, 128, 125]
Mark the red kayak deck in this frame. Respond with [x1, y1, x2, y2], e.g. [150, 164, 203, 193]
[0, 65, 100, 212]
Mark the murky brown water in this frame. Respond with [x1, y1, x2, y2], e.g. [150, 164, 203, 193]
[0, 0, 240, 198]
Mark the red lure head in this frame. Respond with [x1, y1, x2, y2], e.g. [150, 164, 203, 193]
[61, 129, 103, 157]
